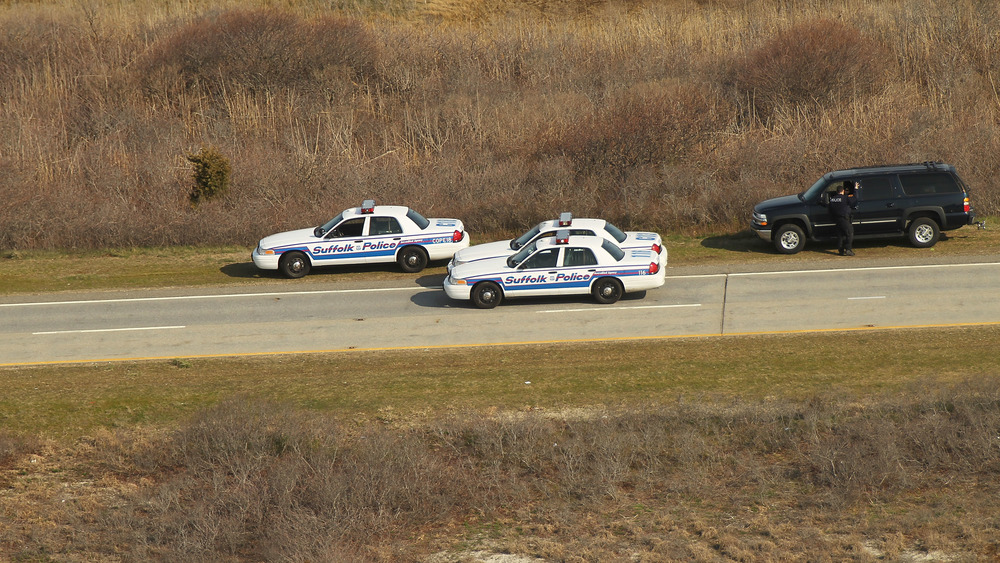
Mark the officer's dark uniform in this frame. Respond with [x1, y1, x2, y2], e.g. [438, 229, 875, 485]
[828, 187, 856, 255]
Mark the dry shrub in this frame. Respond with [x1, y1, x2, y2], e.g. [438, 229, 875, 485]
[729, 18, 894, 121]
[536, 82, 727, 176]
[0, 430, 40, 468]
[140, 10, 376, 95]
[100, 397, 470, 561]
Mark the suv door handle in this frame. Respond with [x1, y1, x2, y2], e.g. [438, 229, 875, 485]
[886, 203, 894, 208]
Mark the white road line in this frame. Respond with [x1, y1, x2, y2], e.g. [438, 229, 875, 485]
[724, 262, 1000, 277]
[537, 303, 701, 314]
[1, 287, 425, 308]
[33, 325, 186, 335]
[848, 296, 886, 300]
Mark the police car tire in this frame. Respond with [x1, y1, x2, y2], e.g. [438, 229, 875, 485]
[397, 246, 428, 273]
[773, 224, 805, 254]
[592, 277, 623, 305]
[907, 217, 940, 248]
[279, 252, 311, 279]
[471, 281, 502, 309]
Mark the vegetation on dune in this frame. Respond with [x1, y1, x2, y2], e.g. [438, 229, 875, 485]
[1, 0, 998, 250]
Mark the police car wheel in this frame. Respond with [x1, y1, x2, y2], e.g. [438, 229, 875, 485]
[907, 217, 940, 248]
[592, 277, 623, 305]
[397, 246, 428, 273]
[471, 281, 502, 309]
[279, 252, 311, 279]
[773, 224, 805, 254]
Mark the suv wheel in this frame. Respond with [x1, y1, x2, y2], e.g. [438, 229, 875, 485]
[773, 224, 805, 254]
[907, 217, 940, 248]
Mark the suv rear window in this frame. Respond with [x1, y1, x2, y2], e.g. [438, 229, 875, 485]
[899, 172, 960, 195]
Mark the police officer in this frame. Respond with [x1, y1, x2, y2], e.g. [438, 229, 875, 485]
[828, 181, 858, 256]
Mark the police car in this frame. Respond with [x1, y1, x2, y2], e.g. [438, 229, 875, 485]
[443, 231, 667, 309]
[447, 213, 663, 273]
[253, 200, 470, 278]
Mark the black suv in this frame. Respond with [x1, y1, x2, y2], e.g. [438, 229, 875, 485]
[751, 162, 976, 254]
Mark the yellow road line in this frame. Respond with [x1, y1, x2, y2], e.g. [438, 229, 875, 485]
[3, 320, 999, 368]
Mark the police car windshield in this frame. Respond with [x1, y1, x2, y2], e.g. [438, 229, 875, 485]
[507, 240, 538, 267]
[510, 225, 541, 250]
[601, 239, 625, 261]
[406, 209, 430, 229]
[603, 223, 627, 243]
[315, 213, 345, 237]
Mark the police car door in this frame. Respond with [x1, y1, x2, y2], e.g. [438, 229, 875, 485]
[318, 216, 369, 265]
[506, 247, 562, 296]
[558, 246, 599, 295]
[364, 215, 404, 263]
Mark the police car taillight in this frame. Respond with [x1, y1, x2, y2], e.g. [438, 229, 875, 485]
[651, 243, 661, 254]
[452, 230, 463, 243]
[361, 199, 375, 214]
[964, 196, 971, 213]
[555, 229, 570, 244]
[558, 212, 572, 227]
[648, 262, 659, 275]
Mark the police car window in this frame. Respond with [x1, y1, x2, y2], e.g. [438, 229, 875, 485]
[316, 213, 345, 237]
[603, 223, 628, 243]
[405, 209, 430, 230]
[508, 240, 538, 267]
[521, 248, 559, 269]
[371, 216, 402, 235]
[899, 172, 959, 195]
[601, 239, 625, 261]
[329, 217, 365, 238]
[511, 226, 541, 250]
[857, 176, 893, 199]
[563, 247, 597, 267]
[569, 229, 594, 237]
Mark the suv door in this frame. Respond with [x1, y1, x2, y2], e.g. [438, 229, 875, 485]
[806, 180, 843, 240]
[853, 175, 903, 235]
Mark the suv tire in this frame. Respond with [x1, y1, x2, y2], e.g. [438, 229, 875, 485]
[907, 217, 940, 248]
[773, 224, 805, 254]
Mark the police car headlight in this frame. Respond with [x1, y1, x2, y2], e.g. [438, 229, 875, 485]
[257, 245, 274, 256]
[449, 276, 467, 285]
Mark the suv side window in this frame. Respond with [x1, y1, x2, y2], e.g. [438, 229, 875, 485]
[858, 176, 894, 200]
[899, 172, 960, 195]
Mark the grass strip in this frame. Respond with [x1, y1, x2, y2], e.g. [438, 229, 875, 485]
[3, 325, 997, 439]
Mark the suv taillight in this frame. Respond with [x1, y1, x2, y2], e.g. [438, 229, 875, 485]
[964, 196, 971, 213]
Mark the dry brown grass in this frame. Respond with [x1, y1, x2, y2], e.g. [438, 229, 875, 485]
[0, 0, 998, 250]
[3, 383, 1000, 561]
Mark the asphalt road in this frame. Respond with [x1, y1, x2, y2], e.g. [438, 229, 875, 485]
[2, 260, 999, 366]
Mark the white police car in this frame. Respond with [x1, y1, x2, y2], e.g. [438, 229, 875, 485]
[447, 212, 663, 273]
[443, 231, 666, 308]
[253, 200, 470, 278]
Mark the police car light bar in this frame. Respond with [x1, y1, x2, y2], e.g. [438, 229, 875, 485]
[361, 200, 376, 214]
[555, 229, 570, 244]
[558, 212, 572, 227]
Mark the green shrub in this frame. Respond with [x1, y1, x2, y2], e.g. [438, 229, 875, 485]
[186, 146, 231, 206]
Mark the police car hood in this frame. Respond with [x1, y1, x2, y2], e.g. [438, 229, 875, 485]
[257, 227, 319, 250]
[451, 239, 516, 265]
